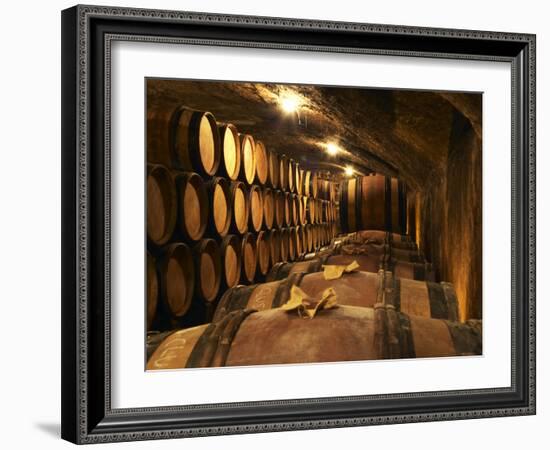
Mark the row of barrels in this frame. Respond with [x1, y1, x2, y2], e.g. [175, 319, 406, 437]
[147, 106, 337, 199]
[148, 164, 339, 246]
[147, 229, 481, 368]
[340, 174, 408, 235]
[147, 223, 338, 330]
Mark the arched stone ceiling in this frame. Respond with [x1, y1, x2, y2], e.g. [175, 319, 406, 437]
[148, 79, 481, 191]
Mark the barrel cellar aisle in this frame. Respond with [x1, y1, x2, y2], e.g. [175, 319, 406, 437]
[145, 79, 483, 369]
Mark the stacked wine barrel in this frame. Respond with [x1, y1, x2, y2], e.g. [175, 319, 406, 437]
[146, 106, 338, 332]
[340, 174, 407, 234]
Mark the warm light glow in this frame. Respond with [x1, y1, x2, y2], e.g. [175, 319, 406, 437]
[280, 96, 299, 113]
[344, 166, 354, 177]
[326, 143, 339, 155]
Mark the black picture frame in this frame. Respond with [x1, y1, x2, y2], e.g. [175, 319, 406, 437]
[61, 4, 536, 444]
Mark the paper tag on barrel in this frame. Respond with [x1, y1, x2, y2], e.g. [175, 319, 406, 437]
[321, 260, 360, 280]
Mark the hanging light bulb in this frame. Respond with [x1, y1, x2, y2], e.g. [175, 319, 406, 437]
[326, 142, 339, 155]
[344, 166, 354, 177]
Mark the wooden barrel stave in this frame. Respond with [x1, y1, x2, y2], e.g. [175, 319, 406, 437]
[147, 252, 159, 330]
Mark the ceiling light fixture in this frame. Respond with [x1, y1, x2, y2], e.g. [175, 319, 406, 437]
[344, 166, 354, 177]
[280, 96, 299, 113]
[326, 142, 340, 156]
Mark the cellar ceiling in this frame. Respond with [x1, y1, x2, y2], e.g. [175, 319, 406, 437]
[147, 79, 481, 191]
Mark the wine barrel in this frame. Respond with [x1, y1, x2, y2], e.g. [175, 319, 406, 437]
[340, 174, 407, 234]
[268, 229, 280, 266]
[147, 252, 159, 330]
[240, 232, 257, 284]
[274, 190, 285, 229]
[256, 231, 271, 277]
[248, 185, 264, 232]
[150, 304, 481, 369]
[147, 164, 177, 246]
[262, 188, 275, 230]
[303, 170, 311, 197]
[267, 150, 279, 189]
[254, 140, 269, 185]
[309, 172, 318, 198]
[288, 227, 298, 262]
[279, 155, 289, 191]
[238, 134, 256, 185]
[283, 192, 292, 227]
[304, 224, 313, 253]
[287, 159, 296, 193]
[206, 177, 231, 237]
[173, 171, 208, 241]
[289, 193, 299, 226]
[300, 226, 307, 255]
[267, 253, 434, 282]
[339, 242, 425, 263]
[229, 181, 249, 234]
[193, 239, 221, 303]
[296, 167, 303, 195]
[158, 243, 195, 320]
[298, 195, 306, 225]
[306, 196, 315, 224]
[216, 269, 458, 322]
[279, 228, 290, 263]
[220, 235, 241, 289]
[147, 106, 221, 176]
[356, 230, 412, 243]
[217, 124, 241, 180]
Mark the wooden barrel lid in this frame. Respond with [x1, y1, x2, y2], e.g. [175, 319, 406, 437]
[287, 159, 296, 193]
[239, 134, 256, 185]
[256, 231, 271, 276]
[296, 167, 303, 195]
[267, 149, 279, 188]
[248, 185, 264, 232]
[175, 172, 208, 241]
[221, 235, 241, 288]
[290, 194, 299, 226]
[284, 192, 291, 227]
[268, 229, 280, 266]
[147, 252, 158, 329]
[218, 124, 241, 180]
[208, 177, 231, 237]
[230, 181, 249, 234]
[280, 228, 290, 263]
[254, 140, 269, 185]
[241, 233, 257, 283]
[159, 243, 194, 317]
[194, 239, 221, 303]
[274, 190, 285, 229]
[173, 108, 220, 176]
[279, 155, 289, 191]
[147, 164, 177, 246]
[262, 188, 275, 230]
[310, 172, 318, 198]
